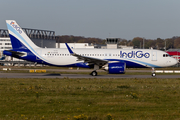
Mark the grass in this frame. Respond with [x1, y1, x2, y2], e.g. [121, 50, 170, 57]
[1, 77, 180, 119]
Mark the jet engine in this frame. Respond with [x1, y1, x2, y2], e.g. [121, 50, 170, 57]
[103, 62, 126, 74]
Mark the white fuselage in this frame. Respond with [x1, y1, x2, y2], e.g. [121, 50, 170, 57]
[33, 48, 177, 68]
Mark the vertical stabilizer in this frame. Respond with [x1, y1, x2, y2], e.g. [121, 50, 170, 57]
[6, 20, 39, 50]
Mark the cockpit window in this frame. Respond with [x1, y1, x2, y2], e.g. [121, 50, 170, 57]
[163, 54, 170, 57]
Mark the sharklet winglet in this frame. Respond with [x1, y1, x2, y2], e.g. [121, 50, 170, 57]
[65, 43, 74, 54]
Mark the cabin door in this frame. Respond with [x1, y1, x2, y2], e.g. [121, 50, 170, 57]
[152, 51, 157, 61]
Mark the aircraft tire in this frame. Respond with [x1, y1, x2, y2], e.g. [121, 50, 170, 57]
[152, 73, 156, 77]
[91, 71, 97, 76]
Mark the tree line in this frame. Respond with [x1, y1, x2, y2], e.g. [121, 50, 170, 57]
[56, 35, 180, 50]
[55, 35, 105, 45]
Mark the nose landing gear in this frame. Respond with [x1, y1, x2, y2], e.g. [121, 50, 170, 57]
[152, 73, 156, 77]
[151, 68, 156, 77]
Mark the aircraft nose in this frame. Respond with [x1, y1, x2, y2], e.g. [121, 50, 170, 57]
[172, 58, 178, 66]
[167, 58, 178, 67]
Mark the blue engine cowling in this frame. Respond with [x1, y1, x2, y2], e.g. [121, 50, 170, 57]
[106, 62, 126, 74]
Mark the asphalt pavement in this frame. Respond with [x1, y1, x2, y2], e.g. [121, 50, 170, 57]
[0, 73, 180, 78]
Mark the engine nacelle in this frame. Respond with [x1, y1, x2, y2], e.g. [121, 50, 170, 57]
[104, 62, 126, 74]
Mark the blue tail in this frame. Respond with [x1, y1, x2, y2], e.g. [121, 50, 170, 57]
[9, 34, 27, 49]
[6, 20, 39, 50]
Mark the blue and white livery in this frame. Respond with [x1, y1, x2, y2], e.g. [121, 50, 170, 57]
[3, 20, 178, 76]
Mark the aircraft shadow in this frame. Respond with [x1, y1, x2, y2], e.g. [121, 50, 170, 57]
[44, 74, 61, 76]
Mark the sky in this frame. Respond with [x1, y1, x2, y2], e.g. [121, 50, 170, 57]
[0, 0, 180, 40]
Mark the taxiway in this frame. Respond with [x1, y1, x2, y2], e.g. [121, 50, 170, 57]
[0, 73, 180, 78]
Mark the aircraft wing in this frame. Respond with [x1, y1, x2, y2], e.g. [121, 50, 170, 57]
[65, 43, 108, 66]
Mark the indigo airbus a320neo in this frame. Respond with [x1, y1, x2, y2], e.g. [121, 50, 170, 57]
[3, 20, 178, 76]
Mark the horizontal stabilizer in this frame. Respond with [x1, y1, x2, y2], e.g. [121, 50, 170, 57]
[3, 50, 25, 57]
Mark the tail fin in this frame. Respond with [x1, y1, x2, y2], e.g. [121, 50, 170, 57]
[6, 20, 39, 50]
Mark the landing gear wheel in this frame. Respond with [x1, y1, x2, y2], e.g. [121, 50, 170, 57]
[91, 71, 97, 76]
[152, 73, 156, 77]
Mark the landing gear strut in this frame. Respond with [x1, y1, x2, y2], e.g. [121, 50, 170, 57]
[91, 71, 97, 76]
[151, 68, 156, 77]
[90, 65, 99, 76]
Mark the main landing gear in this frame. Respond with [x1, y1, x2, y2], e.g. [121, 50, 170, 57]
[90, 71, 97, 76]
[90, 65, 99, 76]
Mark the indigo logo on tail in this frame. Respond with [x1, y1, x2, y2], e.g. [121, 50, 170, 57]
[10, 21, 22, 34]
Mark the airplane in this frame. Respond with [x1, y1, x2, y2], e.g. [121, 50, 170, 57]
[2, 20, 178, 76]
